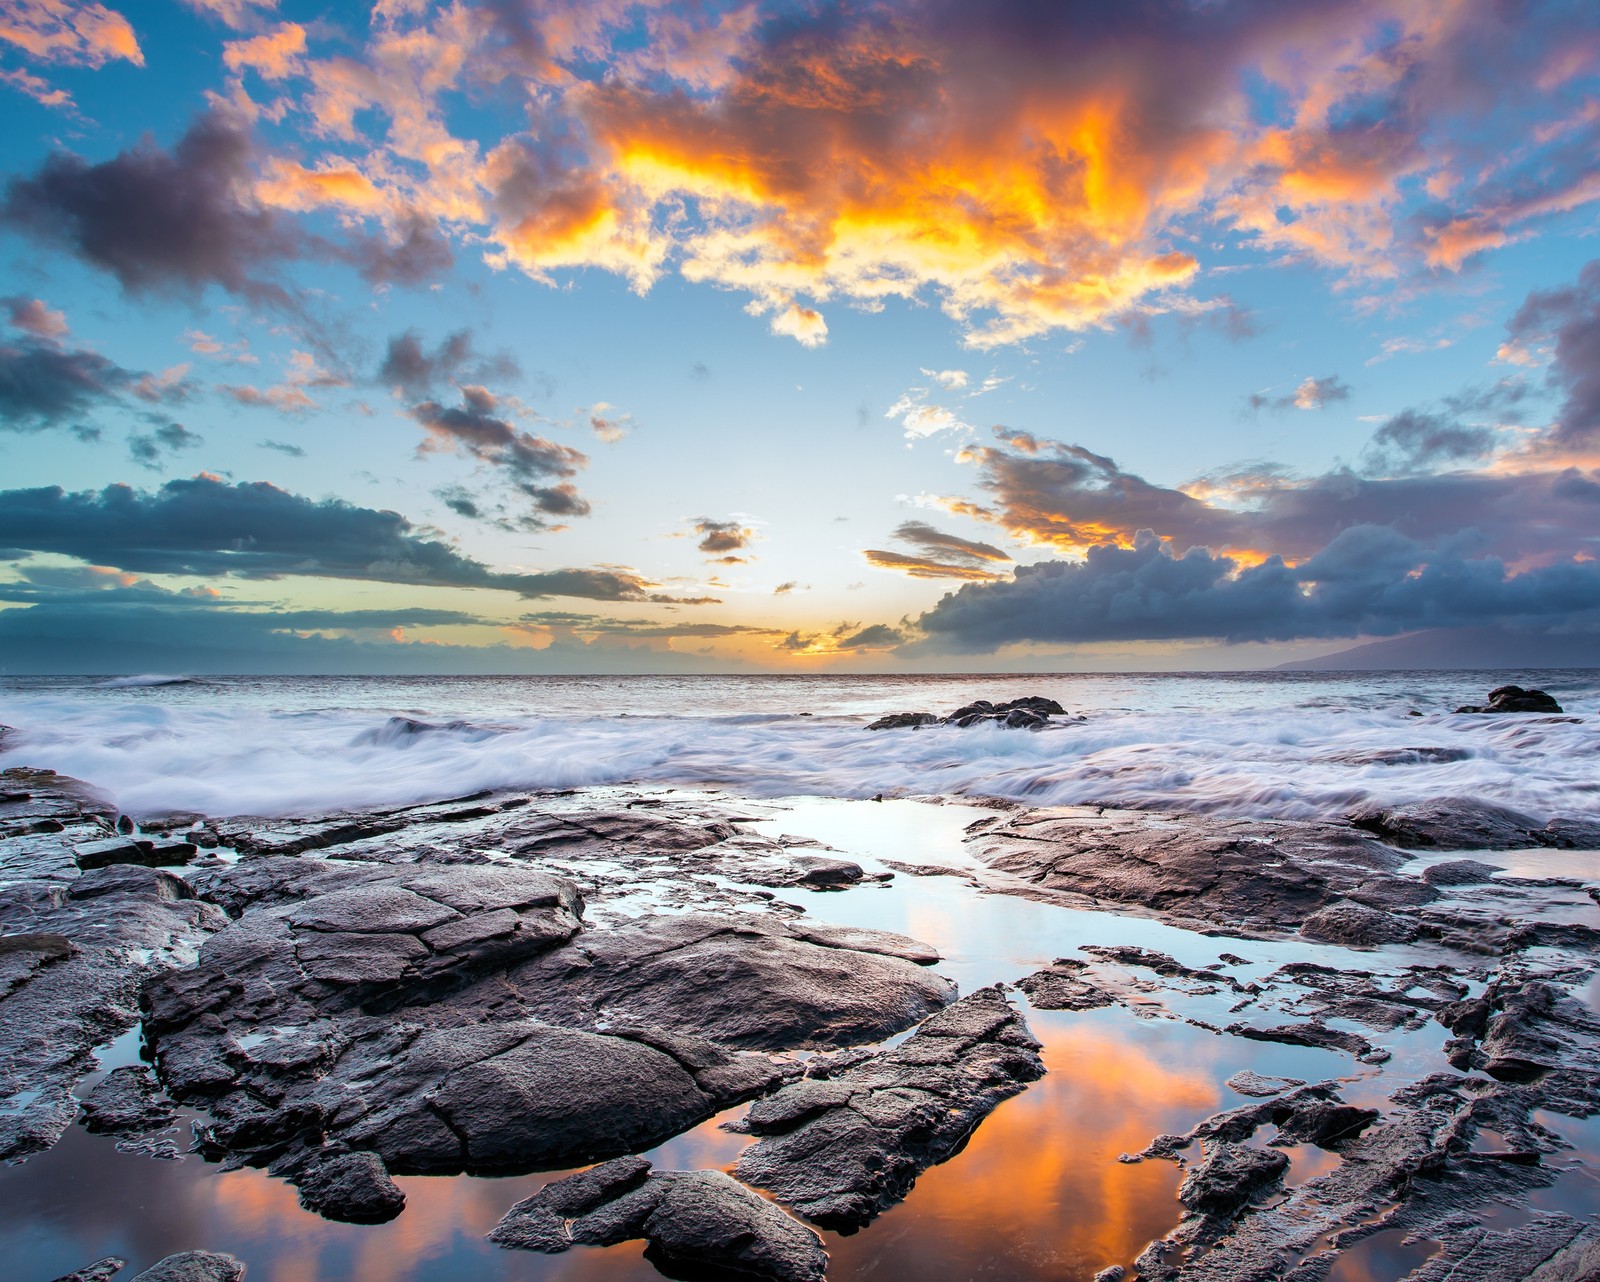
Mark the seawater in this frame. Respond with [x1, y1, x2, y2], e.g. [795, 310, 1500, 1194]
[1, 670, 1597, 820]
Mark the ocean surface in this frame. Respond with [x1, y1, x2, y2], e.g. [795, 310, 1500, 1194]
[1, 670, 1598, 821]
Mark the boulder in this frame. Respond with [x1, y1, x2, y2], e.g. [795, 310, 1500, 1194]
[1456, 685, 1564, 714]
[1177, 1142, 1288, 1215]
[1347, 798, 1545, 851]
[291, 1150, 406, 1223]
[128, 1254, 244, 1282]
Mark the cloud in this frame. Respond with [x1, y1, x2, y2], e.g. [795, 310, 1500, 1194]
[692, 517, 753, 558]
[0, 475, 687, 603]
[408, 385, 590, 524]
[885, 387, 972, 441]
[0, 0, 142, 68]
[915, 526, 1600, 651]
[836, 623, 904, 650]
[958, 430, 1600, 567]
[768, 302, 828, 347]
[128, 421, 202, 470]
[378, 329, 520, 399]
[2, 295, 68, 338]
[222, 20, 304, 79]
[179, 0, 277, 30]
[0, 325, 181, 431]
[864, 519, 1013, 582]
[258, 438, 304, 456]
[1247, 375, 1352, 413]
[922, 368, 969, 390]
[1501, 257, 1600, 452]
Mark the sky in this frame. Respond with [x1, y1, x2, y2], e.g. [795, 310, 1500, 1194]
[1, 0, 1598, 674]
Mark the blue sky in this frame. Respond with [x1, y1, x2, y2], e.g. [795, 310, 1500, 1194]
[1, 0, 1598, 672]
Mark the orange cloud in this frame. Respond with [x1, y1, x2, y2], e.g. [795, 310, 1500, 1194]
[223, 20, 305, 80]
[0, 0, 142, 67]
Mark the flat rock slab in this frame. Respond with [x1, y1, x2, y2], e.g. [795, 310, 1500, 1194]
[733, 985, 1045, 1229]
[1348, 798, 1551, 850]
[492, 1158, 828, 1282]
[966, 807, 1413, 938]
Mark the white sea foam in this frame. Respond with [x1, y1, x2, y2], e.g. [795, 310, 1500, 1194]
[2, 675, 1597, 821]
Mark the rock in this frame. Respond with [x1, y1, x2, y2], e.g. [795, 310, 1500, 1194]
[1301, 901, 1419, 946]
[1225, 1021, 1381, 1061]
[1423, 858, 1501, 886]
[1271, 1100, 1379, 1146]
[1347, 797, 1546, 851]
[1017, 958, 1115, 1011]
[0, 785, 227, 1163]
[1456, 685, 1564, 714]
[866, 712, 939, 731]
[1225, 1071, 1305, 1098]
[50, 1260, 126, 1282]
[502, 1163, 830, 1282]
[291, 1150, 406, 1223]
[127, 1254, 244, 1282]
[1320, 747, 1473, 766]
[490, 1155, 653, 1251]
[1478, 979, 1600, 1083]
[969, 807, 1409, 937]
[498, 912, 954, 1050]
[1176, 1142, 1288, 1214]
[1541, 816, 1600, 849]
[733, 986, 1045, 1228]
[80, 1065, 176, 1136]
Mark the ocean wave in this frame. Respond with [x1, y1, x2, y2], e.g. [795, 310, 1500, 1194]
[0, 694, 1596, 823]
[94, 675, 210, 689]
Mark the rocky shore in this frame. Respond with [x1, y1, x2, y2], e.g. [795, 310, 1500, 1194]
[3, 692, 1600, 1282]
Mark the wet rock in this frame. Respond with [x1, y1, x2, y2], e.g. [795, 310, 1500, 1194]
[1456, 685, 1564, 714]
[70, 865, 196, 903]
[498, 912, 953, 1050]
[1225, 1071, 1305, 1098]
[866, 712, 939, 731]
[1272, 1100, 1379, 1146]
[496, 1160, 829, 1282]
[127, 1252, 244, 1282]
[1320, 746, 1473, 766]
[1478, 978, 1600, 1083]
[291, 1149, 406, 1223]
[0, 784, 227, 1163]
[1400, 1212, 1600, 1282]
[1017, 958, 1115, 1011]
[1301, 900, 1419, 946]
[1423, 858, 1501, 886]
[50, 1260, 126, 1282]
[744, 854, 868, 889]
[1225, 1020, 1382, 1061]
[732, 986, 1045, 1229]
[1541, 816, 1600, 849]
[1347, 797, 1547, 851]
[970, 807, 1408, 937]
[1176, 1142, 1288, 1215]
[80, 1065, 176, 1137]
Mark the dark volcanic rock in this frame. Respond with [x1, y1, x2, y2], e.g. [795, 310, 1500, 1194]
[127, 1253, 244, 1282]
[1017, 958, 1115, 1011]
[1300, 900, 1419, 946]
[1423, 858, 1501, 886]
[50, 1259, 126, 1282]
[497, 912, 953, 1050]
[1226, 1020, 1383, 1061]
[493, 1160, 829, 1282]
[1320, 746, 1473, 766]
[291, 1149, 406, 1223]
[80, 1065, 176, 1137]
[868, 695, 1066, 731]
[1478, 978, 1600, 1084]
[1347, 797, 1548, 850]
[0, 781, 227, 1163]
[732, 986, 1045, 1229]
[1176, 1142, 1288, 1215]
[968, 807, 1409, 937]
[1456, 685, 1564, 714]
[1224, 1071, 1304, 1098]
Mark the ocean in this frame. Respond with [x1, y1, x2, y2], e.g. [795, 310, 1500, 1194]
[2, 669, 1597, 821]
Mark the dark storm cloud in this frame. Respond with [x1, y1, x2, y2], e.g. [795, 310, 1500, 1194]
[914, 526, 1600, 651]
[409, 387, 590, 521]
[0, 337, 136, 430]
[1, 111, 455, 321]
[963, 433, 1600, 565]
[0, 476, 678, 603]
[836, 624, 904, 649]
[0, 110, 309, 308]
[1357, 381, 1528, 474]
[379, 330, 521, 398]
[1502, 257, 1600, 451]
[128, 422, 203, 470]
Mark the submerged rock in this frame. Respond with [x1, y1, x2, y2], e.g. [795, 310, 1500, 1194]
[732, 986, 1045, 1229]
[1176, 1142, 1288, 1215]
[492, 1159, 829, 1282]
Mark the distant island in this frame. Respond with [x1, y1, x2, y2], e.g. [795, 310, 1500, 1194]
[1279, 627, 1599, 671]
